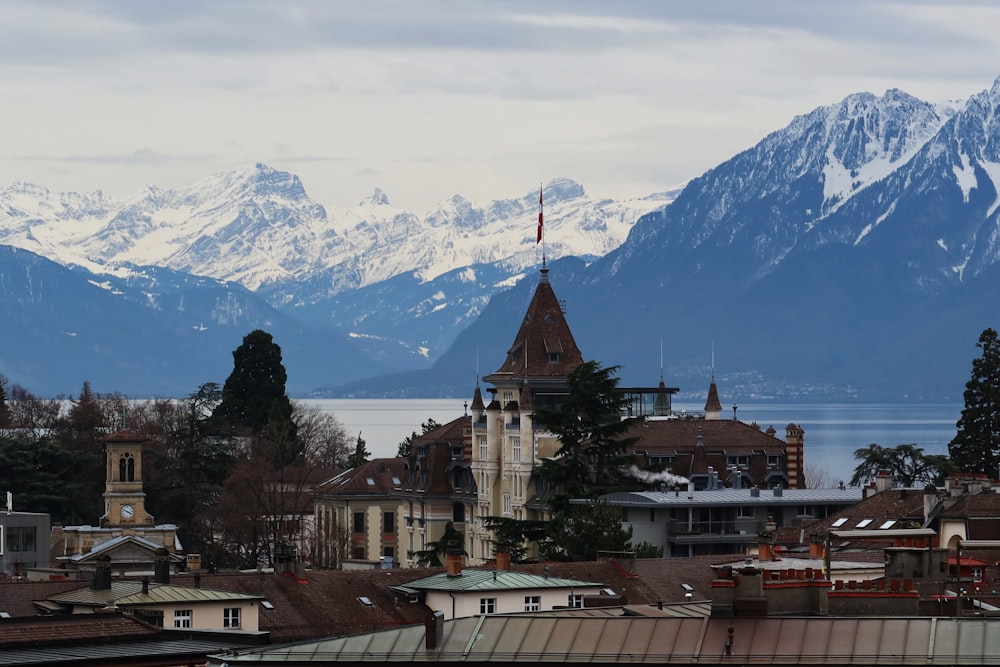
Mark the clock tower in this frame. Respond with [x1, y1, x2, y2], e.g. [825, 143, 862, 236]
[101, 431, 155, 528]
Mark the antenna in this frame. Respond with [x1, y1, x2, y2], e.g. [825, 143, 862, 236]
[711, 340, 716, 382]
[659, 338, 664, 383]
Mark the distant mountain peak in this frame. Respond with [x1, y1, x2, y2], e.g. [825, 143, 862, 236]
[359, 187, 391, 206]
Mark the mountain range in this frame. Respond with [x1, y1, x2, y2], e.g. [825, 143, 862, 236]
[4, 76, 1000, 402]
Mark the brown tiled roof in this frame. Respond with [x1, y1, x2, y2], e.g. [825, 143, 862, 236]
[624, 419, 788, 454]
[485, 269, 584, 382]
[0, 613, 157, 648]
[940, 492, 1000, 518]
[0, 579, 91, 617]
[631, 555, 738, 603]
[315, 458, 405, 495]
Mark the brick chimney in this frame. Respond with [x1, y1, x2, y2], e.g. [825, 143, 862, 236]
[446, 550, 463, 577]
[875, 470, 892, 493]
[784, 423, 804, 489]
[496, 548, 511, 571]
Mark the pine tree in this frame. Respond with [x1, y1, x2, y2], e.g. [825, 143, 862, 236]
[948, 328, 1000, 476]
[347, 431, 370, 467]
[213, 330, 297, 443]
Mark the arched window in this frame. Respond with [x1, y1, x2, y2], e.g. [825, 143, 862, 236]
[119, 453, 135, 482]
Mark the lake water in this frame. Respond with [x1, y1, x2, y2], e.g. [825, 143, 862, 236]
[301, 399, 963, 488]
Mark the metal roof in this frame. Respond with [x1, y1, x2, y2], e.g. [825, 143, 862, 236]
[599, 488, 863, 508]
[397, 569, 605, 592]
[116, 583, 263, 605]
[47, 581, 262, 607]
[208, 614, 1000, 664]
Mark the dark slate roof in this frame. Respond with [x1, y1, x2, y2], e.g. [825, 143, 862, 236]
[484, 269, 584, 382]
[0, 613, 264, 666]
[704, 381, 722, 412]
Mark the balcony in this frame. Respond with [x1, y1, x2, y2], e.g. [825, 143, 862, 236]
[665, 518, 764, 544]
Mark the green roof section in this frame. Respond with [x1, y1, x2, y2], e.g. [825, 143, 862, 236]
[47, 582, 263, 607]
[399, 569, 604, 592]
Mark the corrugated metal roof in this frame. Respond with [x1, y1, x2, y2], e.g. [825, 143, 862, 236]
[207, 615, 1000, 664]
[399, 569, 604, 592]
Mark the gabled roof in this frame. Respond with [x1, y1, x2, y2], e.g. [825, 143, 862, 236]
[396, 569, 604, 593]
[115, 583, 263, 606]
[485, 269, 583, 383]
[55, 534, 185, 563]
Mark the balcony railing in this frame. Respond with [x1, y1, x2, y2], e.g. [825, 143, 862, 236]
[666, 518, 764, 538]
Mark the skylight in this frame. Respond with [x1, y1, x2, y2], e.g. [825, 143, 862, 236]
[879, 520, 897, 530]
[358, 596, 373, 606]
[366, 478, 375, 486]
[831, 517, 848, 527]
[856, 518, 874, 528]
[261, 601, 274, 610]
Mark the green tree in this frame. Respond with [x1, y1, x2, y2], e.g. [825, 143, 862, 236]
[213, 329, 297, 443]
[533, 361, 640, 507]
[542, 500, 633, 562]
[396, 418, 442, 457]
[949, 328, 1000, 475]
[481, 516, 548, 562]
[850, 443, 956, 487]
[412, 521, 466, 567]
[347, 431, 370, 467]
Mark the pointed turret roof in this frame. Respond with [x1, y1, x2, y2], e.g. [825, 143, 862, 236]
[470, 385, 485, 411]
[485, 268, 584, 383]
[704, 381, 722, 413]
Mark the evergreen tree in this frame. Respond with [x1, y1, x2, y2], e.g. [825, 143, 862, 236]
[213, 330, 297, 443]
[396, 418, 442, 457]
[850, 443, 956, 487]
[949, 328, 1000, 476]
[347, 431, 370, 467]
[542, 500, 633, 562]
[412, 521, 466, 567]
[533, 360, 639, 508]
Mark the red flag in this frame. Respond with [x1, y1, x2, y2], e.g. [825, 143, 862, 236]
[536, 186, 543, 244]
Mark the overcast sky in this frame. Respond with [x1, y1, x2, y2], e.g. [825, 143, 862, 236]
[3, 1, 1000, 213]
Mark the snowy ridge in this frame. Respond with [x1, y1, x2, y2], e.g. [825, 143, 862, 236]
[0, 168, 674, 298]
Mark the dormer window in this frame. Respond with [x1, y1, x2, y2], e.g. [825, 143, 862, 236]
[548, 352, 560, 363]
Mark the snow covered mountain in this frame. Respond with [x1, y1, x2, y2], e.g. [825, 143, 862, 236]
[346, 78, 1000, 401]
[0, 171, 674, 395]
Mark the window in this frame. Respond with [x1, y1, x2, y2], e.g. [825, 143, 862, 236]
[736, 505, 754, 519]
[727, 455, 750, 467]
[503, 494, 511, 515]
[223, 607, 241, 629]
[512, 437, 521, 462]
[568, 594, 583, 608]
[353, 512, 365, 534]
[6, 526, 36, 553]
[478, 436, 488, 460]
[453, 502, 465, 523]
[524, 595, 541, 612]
[383, 511, 395, 534]
[767, 455, 781, 468]
[173, 609, 192, 629]
[855, 518, 874, 528]
[480, 598, 496, 614]
[831, 517, 849, 528]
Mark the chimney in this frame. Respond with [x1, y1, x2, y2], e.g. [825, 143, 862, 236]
[141, 577, 149, 595]
[194, 573, 201, 589]
[424, 610, 445, 650]
[446, 550, 463, 577]
[924, 484, 939, 522]
[758, 541, 774, 562]
[808, 537, 825, 559]
[496, 549, 511, 571]
[154, 548, 170, 584]
[875, 470, 892, 493]
[772, 485, 783, 497]
[91, 560, 112, 591]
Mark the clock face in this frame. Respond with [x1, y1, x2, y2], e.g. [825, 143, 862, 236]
[121, 504, 135, 519]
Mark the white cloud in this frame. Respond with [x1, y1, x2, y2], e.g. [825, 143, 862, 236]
[2, 1, 1000, 212]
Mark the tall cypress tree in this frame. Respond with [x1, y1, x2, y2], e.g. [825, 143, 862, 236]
[214, 330, 297, 444]
[948, 328, 1000, 476]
